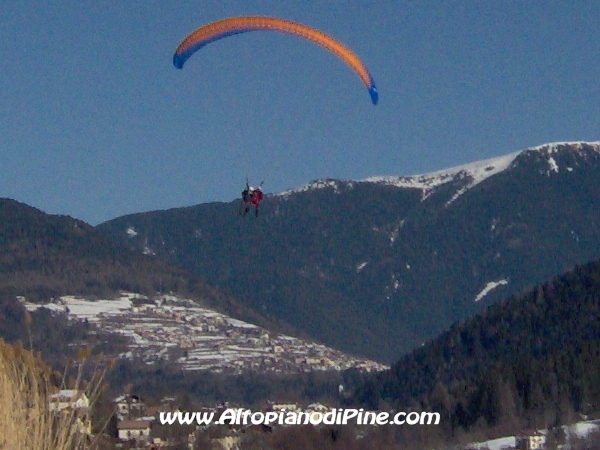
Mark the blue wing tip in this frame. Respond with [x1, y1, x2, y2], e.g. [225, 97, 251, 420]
[173, 54, 184, 69]
[369, 86, 379, 105]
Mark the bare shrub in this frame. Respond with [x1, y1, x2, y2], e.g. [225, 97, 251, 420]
[0, 338, 109, 449]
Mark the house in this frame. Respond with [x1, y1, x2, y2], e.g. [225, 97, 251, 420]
[115, 394, 145, 419]
[117, 419, 152, 442]
[141, 405, 162, 421]
[48, 390, 91, 435]
[306, 402, 329, 412]
[49, 390, 90, 411]
[270, 403, 298, 412]
[516, 430, 546, 449]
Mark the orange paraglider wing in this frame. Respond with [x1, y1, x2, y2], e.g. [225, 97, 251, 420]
[173, 16, 378, 105]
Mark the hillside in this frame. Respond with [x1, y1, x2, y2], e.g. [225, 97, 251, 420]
[97, 141, 600, 362]
[0, 198, 295, 341]
[348, 256, 600, 446]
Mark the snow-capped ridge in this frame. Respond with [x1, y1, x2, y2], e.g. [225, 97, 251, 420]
[526, 140, 600, 154]
[516, 141, 600, 178]
[363, 150, 521, 193]
[275, 141, 600, 201]
[365, 141, 600, 199]
[277, 179, 352, 198]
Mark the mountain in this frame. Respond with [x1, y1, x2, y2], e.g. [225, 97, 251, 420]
[96, 141, 600, 363]
[0, 198, 290, 335]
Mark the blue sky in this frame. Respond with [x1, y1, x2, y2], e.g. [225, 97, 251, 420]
[1, 1, 599, 225]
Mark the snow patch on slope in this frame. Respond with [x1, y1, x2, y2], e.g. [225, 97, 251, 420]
[356, 262, 368, 272]
[474, 279, 508, 303]
[364, 150, 521, 195]
[23, 293, 142, 320]
[466, 435, 516, 450]
[546, 155, 559, 173]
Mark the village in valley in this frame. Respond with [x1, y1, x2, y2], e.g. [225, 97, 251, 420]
[21, 292, 388, 375]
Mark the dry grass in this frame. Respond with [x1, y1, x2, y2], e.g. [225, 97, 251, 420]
[0, 338, 109, 450]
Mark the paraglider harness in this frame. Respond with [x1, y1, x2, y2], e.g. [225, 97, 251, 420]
[239, 179, 264, 217]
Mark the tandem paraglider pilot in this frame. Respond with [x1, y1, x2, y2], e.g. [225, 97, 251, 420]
[239, 182, 264, 217]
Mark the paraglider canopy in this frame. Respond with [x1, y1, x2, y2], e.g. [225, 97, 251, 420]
[173, 16, 378, 105]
